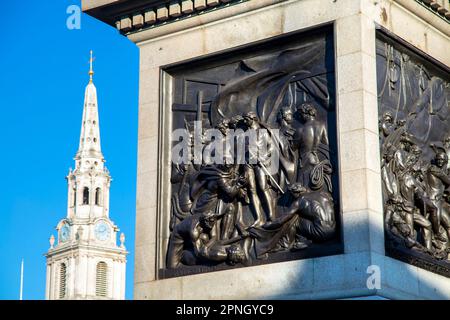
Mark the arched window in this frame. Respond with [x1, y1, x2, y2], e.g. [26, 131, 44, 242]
[73, 188, 76, 206]
[83, 187, 89, 205]
[95, 188, 102, 206]
[95, 262, 108, 297]
[59, 263, 67, 299]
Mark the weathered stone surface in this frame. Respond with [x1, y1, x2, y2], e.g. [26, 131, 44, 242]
[340, 129, 379, 173]
[181, 0, 194, 13]
[157, 6, 169, 21]
[194, 0, 207, 10]
[169, 3, 182, 17]
[337, 90, 378, 134]
[132, 14, 144, 28]
[119, 17, 132, 32]
[144, 10, 156, 24]
[207, 0, 220, 6]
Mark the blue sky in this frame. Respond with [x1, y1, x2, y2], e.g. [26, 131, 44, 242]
[0, 1, 139, 299]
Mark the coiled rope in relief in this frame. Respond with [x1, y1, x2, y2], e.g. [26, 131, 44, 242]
[310, 160, 333, 192]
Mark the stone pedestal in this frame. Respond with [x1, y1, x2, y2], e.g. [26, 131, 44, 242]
[83, 0, 450, 299]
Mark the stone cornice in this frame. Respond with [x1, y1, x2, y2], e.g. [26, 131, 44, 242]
[394, 0, 450, 38]
[45, 242, 128, 258]
[84, 0, 249, 35]
[83, 0, 450, 40]
[415, 0, 450, 21]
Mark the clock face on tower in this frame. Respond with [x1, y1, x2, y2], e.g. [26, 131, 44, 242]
[95, 221, 110, 241]
[60, 223, 70, 243]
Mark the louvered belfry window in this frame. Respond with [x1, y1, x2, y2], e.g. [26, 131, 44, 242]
[59, 263, 67, 299]
[83, 187, 90, 205]
[95, 187, 102, 206]
[95, 262, 108, 297]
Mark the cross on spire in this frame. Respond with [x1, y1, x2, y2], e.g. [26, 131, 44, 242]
[89, 50, 95, 82]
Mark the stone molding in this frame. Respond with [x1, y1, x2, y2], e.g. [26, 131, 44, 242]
[46, 243, 128, 258]
[85, 0, 247, 35]
[415, 0, 450, 21]
[393, 0, 450, 40]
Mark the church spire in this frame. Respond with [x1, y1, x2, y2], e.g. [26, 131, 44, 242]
[76, 50, 103, 164]
[45, 52, 127, 300]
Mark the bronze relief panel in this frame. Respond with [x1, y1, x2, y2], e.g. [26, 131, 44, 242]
[160, 26, 342, 278]
[377, 31, 450, 276]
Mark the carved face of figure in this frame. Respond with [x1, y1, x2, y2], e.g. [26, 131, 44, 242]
[396, 119, 406, 127]
[400, 135, 413, 152]
[200, 212, 217, 230]
[243, 112, 257, 128]
[436, 152, 448, 168]
[229, 115, 244, 129]
[410, 145, 421, 157]
[409, 145, 422, 163]
[216, 119, 230, 136]
[226, 244, 245, 265]
[383, 112, 393, 124]
[279, 107, 293, 124]
[297, 103, 316, 122]
[444, 135, 450, 148]
[288, 183, 307, 198]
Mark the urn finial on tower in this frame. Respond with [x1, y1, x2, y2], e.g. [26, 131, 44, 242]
[49, 234, 55, 249]
[120, 232, 126, 248]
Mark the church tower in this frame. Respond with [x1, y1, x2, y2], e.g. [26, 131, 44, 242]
[45, 52, 127, 300]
